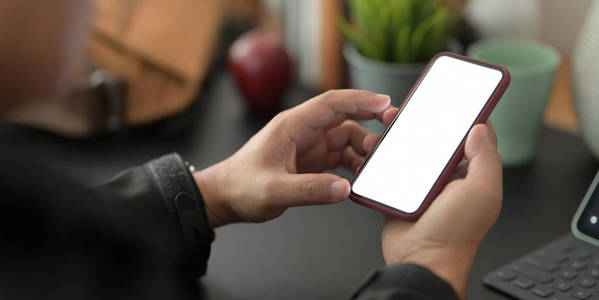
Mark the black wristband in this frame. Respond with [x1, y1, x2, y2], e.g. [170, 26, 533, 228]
[147, 153, 215, 277]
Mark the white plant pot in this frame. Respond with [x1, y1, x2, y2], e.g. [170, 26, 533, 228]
[465, 0, 540, 39]
[572, 0, 599, 160]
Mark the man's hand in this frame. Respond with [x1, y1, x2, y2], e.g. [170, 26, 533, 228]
[194, 90, 396, 228]
[377, 122, 503, 299]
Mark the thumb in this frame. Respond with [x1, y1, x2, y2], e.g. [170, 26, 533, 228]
[464, 124, 502, 192]
[269, 173, 350, 207]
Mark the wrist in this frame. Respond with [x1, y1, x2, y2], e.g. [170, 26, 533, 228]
[193, 163, 237, 228]
[388, 243, 478, 300]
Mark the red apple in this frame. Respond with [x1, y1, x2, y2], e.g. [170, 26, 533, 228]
[228, 30, 292, 115]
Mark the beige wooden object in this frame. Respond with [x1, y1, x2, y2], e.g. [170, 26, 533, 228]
[89, 0, 223, 125]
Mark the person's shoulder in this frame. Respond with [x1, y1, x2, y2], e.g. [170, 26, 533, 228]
[0, 128, 86, 206]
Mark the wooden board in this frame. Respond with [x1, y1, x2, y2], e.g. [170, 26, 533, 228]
[543, 57, 580, 134]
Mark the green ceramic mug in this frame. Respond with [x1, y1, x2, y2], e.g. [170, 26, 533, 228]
[468, 39, 561, 166]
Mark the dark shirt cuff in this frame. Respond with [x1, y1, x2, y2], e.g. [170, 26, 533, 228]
[352, 264, 459, 300]
[147, 153, 215, 277]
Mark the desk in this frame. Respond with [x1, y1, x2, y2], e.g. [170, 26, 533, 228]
[24, 69, 599, 299]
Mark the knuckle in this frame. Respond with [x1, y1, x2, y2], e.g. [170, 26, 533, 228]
[338, 120, 363, 135]
[323, 89, 340, 97]
[318, 89, 338, 103]
[352, 89, 376, 102]
[272, 109, 290, 123]
[484, 149, 502, 166]
[301, 177, 317, 202]
[357, 89, 375, 97]
[342, 119, 359, 127]
[270, 109, 292, 130]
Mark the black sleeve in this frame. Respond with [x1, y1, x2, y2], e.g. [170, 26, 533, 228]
[0, 152, 214, 300]
[95, 153, 215, 277]
[351, 264, 460, 300]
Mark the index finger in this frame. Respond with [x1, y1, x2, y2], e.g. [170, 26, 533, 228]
[289, 90, 391, 130]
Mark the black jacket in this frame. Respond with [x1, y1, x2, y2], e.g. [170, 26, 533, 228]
[0, 150, 459, 300]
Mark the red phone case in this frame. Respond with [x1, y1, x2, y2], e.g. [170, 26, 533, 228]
[349, 52, 511, 221]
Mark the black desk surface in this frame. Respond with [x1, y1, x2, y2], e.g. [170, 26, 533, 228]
[21, 69, 599, 299]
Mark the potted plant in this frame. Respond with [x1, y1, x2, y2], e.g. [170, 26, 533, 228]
[338, 0, 456, 132]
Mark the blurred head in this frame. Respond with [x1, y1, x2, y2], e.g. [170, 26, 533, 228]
[0, 0, 92, 112]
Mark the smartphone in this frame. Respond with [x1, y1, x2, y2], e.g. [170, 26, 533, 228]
[572, 170, 599, 247]
[350, 52, 510, 221]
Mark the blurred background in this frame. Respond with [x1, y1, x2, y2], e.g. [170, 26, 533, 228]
[4, 1, 599, 299]
[6, 0, 598, 168]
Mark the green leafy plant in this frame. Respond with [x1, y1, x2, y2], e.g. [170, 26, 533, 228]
[338, 0, 454, 64]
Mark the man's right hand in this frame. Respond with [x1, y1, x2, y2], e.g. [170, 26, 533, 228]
[194, 90, 394, 228]
[373, 123, 503, 299]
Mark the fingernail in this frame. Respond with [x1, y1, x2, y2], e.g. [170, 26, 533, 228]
[376, 94, 391, 104]
[479, 125, 491, 143]
[331, 180, 348, 202]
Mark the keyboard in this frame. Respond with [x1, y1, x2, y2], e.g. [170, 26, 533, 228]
[484, 234, 599, 300]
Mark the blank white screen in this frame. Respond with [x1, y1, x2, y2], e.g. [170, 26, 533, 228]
[351, 55, 503, 213]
